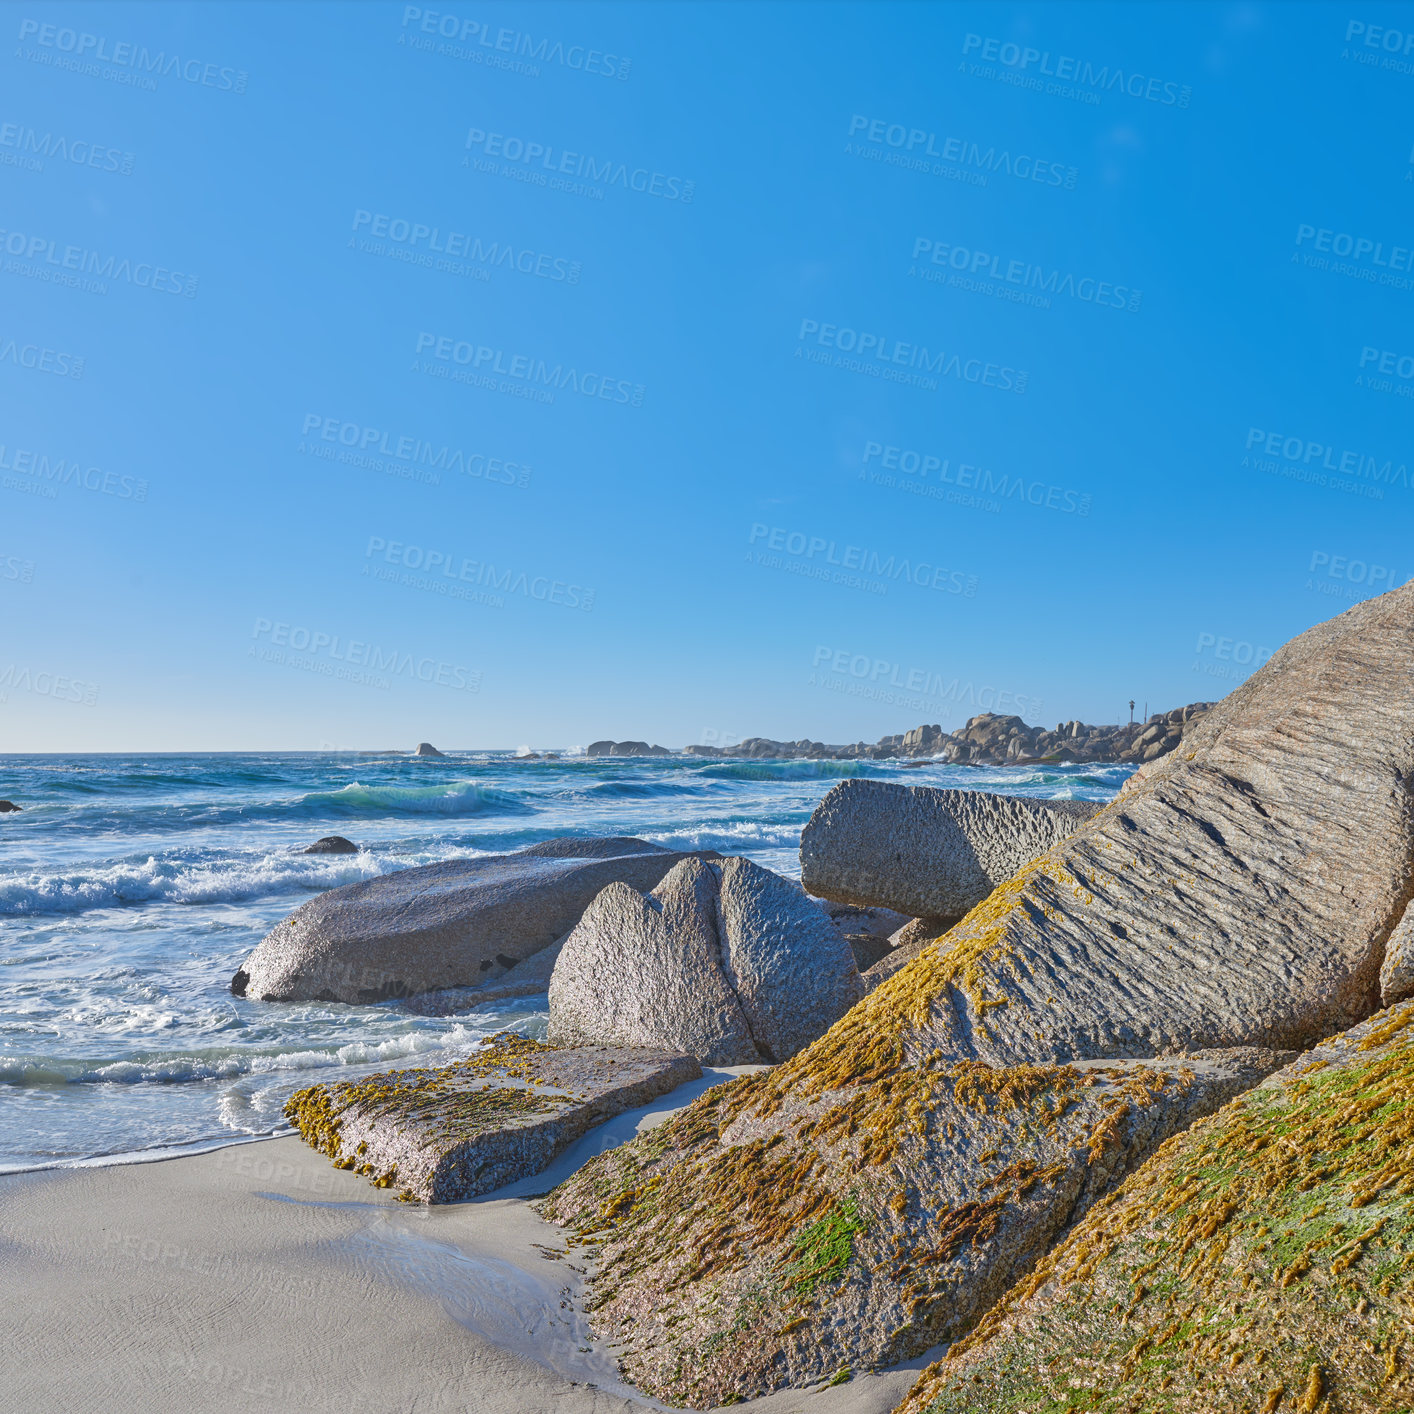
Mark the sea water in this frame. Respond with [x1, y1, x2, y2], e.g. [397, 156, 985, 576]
[0, 750, 1127, 1171]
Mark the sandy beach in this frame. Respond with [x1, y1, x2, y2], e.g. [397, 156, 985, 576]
[0, 1070, 935, 1414]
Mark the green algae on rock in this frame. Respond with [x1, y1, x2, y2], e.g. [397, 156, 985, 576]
[895, 1004, 1414, 1414]
[285, 1033, 699, 1203]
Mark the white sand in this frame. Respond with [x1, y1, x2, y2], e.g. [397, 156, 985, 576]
[0, 1070, 937, 1413]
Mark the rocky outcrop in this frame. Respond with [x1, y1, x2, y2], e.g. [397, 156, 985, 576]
[231, 837, 719, 1004]
[897, 1003, 1414, 1414]
[414, 742, 446, 756]
[540, 583, 1414, 1404]
[586, 740, 671, 757]
[548, 857, 864, 1064]
[800, 781, 1101, 919]
[681, 702, 1214, 766]
[302, 835, 358, 854]
[0, 800, 20, 812]
[285, 1032, 699, 1203]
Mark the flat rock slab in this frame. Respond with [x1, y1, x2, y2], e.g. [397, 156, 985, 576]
[285, 1034, 700, 1203]
[233, 836, 718, 1003]
[799, 781, 1101, 918]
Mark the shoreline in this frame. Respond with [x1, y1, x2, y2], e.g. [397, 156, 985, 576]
[1, 1066, 937, 1413]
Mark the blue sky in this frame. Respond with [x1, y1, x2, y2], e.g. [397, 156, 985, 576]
[3, 0, 1413, 751]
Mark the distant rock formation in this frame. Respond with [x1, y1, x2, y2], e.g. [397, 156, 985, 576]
[414, 742, 446, 756]
[586, 740, 671, 757]
[682, 702, 1215, 766]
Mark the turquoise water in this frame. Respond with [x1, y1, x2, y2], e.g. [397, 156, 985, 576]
[0, 750, 1128, 1171]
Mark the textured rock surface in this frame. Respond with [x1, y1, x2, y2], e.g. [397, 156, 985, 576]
[540, 583, 1414, 1403]
[862, 917, 959, 991]
[301, 835, 358, 854]
[232, 837, 717, 1003]
[414, 742, 445, 756]
[1379, 897, 1414, 1004]
[549, 859, 761, 1066]
[897, 1003, 1414, 1414]
[543, 1046, 1287, 1406]
[800, 781, 1102, 918]
[286, 1033, 700, 1203]
[549, 857, 864, 1064]
[717, 857, 867, 1062]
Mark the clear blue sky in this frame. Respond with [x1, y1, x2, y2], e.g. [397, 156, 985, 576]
[3, 0, 1412, 751]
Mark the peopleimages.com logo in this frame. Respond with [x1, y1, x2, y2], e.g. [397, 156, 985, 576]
[399, 7, 631, 79]
[414, 331, 645, 405]
[959, 33, 1192, 106]
[845, 114, 1078, 189]
[15, 18, 248, 92]
[463, 127, 692, 201]
[747, 523, 978, 596]
[250, 619, 481, 692]
[796, 318, 1027, 393]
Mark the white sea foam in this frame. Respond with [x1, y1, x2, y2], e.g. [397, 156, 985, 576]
[0, 850, 389, 916]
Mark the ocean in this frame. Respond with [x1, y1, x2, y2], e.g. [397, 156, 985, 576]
[0, 750, 1129, 1173]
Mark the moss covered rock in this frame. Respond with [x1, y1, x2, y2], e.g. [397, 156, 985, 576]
[286, 1033, 699, 1203]
[540, 1044, 1285, 1406]
[897, 1003, 1414, 1414]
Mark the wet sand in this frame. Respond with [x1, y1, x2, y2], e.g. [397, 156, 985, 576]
[0, 1072, 936, 1413]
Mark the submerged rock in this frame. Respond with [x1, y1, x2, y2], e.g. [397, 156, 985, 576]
[540, 583, 1414, 1402]
[231, 837, 718, 1003]
[548, 857, 864, 1064]
[897, 1003, 1414, 1414]
[285, 1033, 699, 1203]
[799, 780, 1101, 919]
[302, 835, 358, 854]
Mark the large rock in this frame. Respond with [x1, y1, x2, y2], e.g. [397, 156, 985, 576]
[896, 1002, 1414, 1414]
[799, 780, 1102, 918]
[540, 583, 1414, 1403]
[231, 837, 718, 1003]
[414, 741, 445, 756]
[285, 1033, 700, 1203]
[549, 857, 865, 1064]
[549, 858, 760, 1065]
